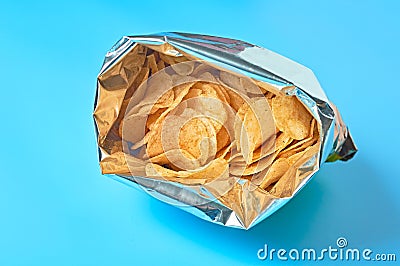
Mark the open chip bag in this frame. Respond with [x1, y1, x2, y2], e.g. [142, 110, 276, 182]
[93, 32, 357, 229]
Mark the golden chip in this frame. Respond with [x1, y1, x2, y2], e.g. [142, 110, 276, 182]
[171, 61, 195, 76]
[149, 148, 201, 171]
[145, 157, 228, 181]
[272, 94, 313, 140]
[235, 98, 275, 164]
[259, 158, 290, 189]
[146, 53, 159, 74]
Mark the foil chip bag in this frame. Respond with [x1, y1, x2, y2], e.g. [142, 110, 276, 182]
[93, 32, 357, 229]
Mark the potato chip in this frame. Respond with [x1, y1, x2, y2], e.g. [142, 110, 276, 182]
[286, 141, 320, 166]
[250, 136, 276, 164]
[184, 82, 229, 132]
[146, 53, 159, 74]
[124, 67, 150, 114]
[233, 97, 249, 147]
[212, 83, 231, 104]
[269, 142, 320, 196]
[190, 97, 227, 132]
[191, 63, 217, 77]
[141, 71, 173, 106]
[172, 81, 197, 101]
[224, 87, 246, 111]
[216, 141, 234, 159]
[188, 157, 228, 179]
[145, 157, 228, 181]
[120, 113, 148, 144]
[147, 106, 217, 166]
[220, 71, 241, 91]
[274, 132, 293, 152]
[229, 152, 274, 176]
[265, 92, 275, 101]
[234, 98, 275, 164]
[131, 82, 196, 150]
[145, 162, 191, 179]
[123, 87, 175, 145]
[198, 71, 218, 83]
[216, 125, 230, 152]
[149, 148, 201, 171]
[129, 89, 175, 119]
[272, 94, 313, 140]
[177, 115, 217, 163]
[156, 59, 165, 71]
[146, 108, 167, 130]
[259, 158, 290, 189]
[226, 148, 242, 162]
[268, 166, 296, 197]
[280, 120, 316, 151]
[278, 120, 318, 158]
[100, 151, 146, 176]
[182, 88, 202, 101]
[240, 76, 264, 95]
[171, 61, 195, 76]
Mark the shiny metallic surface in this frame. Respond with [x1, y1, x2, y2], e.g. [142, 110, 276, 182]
[93, 32, 357, 229]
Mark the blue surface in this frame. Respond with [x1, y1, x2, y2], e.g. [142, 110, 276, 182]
[1, 1, 399, 265]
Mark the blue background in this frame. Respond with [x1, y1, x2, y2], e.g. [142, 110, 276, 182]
[1, 1, 399, 265]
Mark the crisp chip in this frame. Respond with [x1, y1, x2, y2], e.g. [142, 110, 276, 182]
[269, 142, 320, 196]
[130, 82, 196, 150]
[146, 53, 159, 74]
[229, 153, 274, 176]
[171, 61, 195, 76]
[220, 71, 240, 88]
[272, 94, 313, 140]
[121, 113, 148, 144]
[146, 108, 167, 130]
[259, 158, 290, 189]
[216, 126, 230, 152]
[145, 157, 228, 181]
[234, 98, 275, 164]
[149, 148, 201, 171]
[147, 106, 217, 166]
[224, 87, 246, 111]
[101, 151, 146, 176]
[278, 120, 318, 158]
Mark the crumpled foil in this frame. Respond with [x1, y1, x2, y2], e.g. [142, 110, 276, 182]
[93, 32, 357, 229]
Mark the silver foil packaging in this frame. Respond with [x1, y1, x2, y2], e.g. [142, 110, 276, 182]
[93, 32, 357, 229]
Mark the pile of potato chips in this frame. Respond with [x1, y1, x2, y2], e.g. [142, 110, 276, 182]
[96, 43, 321, 199]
